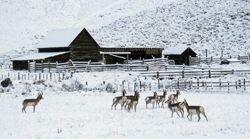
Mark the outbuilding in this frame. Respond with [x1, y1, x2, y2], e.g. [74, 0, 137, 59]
[164, 46, 197, 65]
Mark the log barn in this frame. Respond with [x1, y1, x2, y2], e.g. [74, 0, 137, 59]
[12, 28, 163, 70]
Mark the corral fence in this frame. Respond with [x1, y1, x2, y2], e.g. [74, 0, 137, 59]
[28, 56, 250, 73]
[140, 69, 250, 79]
[0, 72, 72, 82]
[0, 71, 248, 93]
[118, 78, 250, 93]
[189, 55, 250, 65]
[28, 58, 169, 72]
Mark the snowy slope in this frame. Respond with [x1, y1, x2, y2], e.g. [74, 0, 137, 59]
[0, 0, 250, 57]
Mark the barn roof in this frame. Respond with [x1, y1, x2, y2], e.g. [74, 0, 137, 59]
[11, 52, 70, 61]
[35, 28, 83, 48]
[163, 46, 192, 55]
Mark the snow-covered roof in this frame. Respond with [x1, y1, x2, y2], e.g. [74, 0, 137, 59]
[163, 46, 190, 55]
[11, 52, 70, 61]
[227, 58, 240, 62]
[35, 28, 83, 48]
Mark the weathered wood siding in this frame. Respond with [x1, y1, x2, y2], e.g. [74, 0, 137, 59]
[38, 47, 70, 52]
[12, 61, 29, 70]
[43, 53, 70, 63]
[100, 47, 163, 64]
[70, 29, 101, 62]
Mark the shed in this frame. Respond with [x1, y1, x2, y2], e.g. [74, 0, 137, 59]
[164, 46, 197, 65]
[11, 52, 70, 70]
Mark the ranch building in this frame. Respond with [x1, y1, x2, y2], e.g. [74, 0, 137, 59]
[163, 46, 197, 65]
[12, 28, 163, 70]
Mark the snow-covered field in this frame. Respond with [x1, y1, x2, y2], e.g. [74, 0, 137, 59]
[0, 91, 250, 139]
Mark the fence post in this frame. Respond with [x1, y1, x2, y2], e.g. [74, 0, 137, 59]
[139, 80, 142, 91]
[243, 79, 246, 90]
[28, 61, 30, 72]
[197, 78, 199, 89]
[189, 80, 192, 90]
[182, 70, 185, 78]
[18, 72, 20, 80]
[208, 70, 211, 78]
[41, 60, 44, 73]
[236, 81, 238, 89]
[58, 73, 60, 81]
[177, 78, 180, 89]
[34, 61, 36, 72]
[228, 81, 230, 93]
[144, 81, 146, 91]
[232, 69, 234, 75]
[48, 61, 51, 72]
[50, 72, 52, 81]
[134, 82, 136, 91]
[219, 79, 222, 89]
[56, 61, 58, 73]
[122, 80, 125, 90]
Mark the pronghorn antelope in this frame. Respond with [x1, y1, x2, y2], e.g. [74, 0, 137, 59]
[126, 91, 140, 112]
[111, 89, 127, 110]
[22, 93, 43, 113]
[165, 98, 184, 118]
[157, 90, 167, 108]
[168, 90, 180, 103]
[124, 91, 138, 109]
[183, 99, 208, 122]
[145, 92, 158, 109]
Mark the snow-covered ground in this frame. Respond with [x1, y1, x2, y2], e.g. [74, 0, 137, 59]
[0, 67, 249, 139]
[0, 91, 250, 139]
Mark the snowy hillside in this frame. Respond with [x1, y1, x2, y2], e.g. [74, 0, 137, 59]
[0, 0, 250, 56]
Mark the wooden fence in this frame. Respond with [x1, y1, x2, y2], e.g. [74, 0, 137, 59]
[0, 72, 72, 81]
[121, 78, 249, 93]
[140, 69, 250, 79]
[190, 55, 249, 65]
[28, 59, 169, 72]
[0, 71, 249, 93]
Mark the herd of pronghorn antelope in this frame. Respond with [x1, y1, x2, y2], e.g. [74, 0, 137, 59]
[111, 89, 208, 122]
[20, 89, 207, 122]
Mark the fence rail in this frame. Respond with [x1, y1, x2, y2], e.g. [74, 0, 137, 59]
[140, 69, 250, 79]
[28, 60, 163, 72]
[0, 71, 249, 93]
[190, 55, 249, 65]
